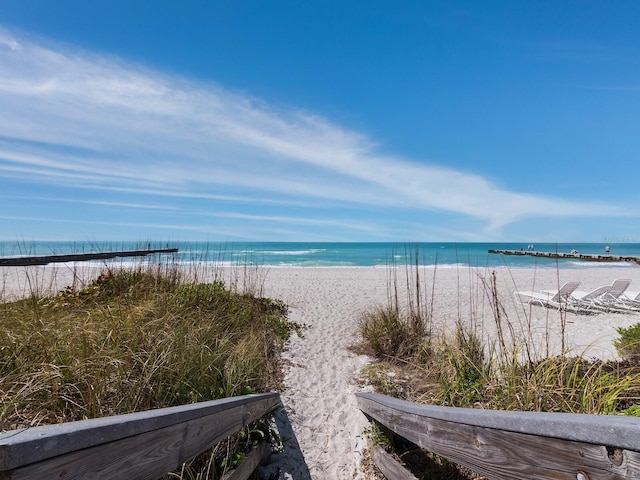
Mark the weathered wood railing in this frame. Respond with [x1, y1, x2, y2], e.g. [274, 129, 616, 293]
[357, 392, 640, 480]
[0, 393, 280, 480]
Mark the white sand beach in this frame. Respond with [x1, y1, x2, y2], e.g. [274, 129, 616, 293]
[2, 264, 640, 479]
[251, 266, 640, 479]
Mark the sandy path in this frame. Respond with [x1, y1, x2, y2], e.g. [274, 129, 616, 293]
[255, 268, 385, 480]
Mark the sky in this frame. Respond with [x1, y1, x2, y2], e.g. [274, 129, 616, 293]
[1, 1, 639, 243]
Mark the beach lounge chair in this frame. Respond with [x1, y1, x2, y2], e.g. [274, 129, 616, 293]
[604, 279, 632, 301]
[601, 281, 640, 312]
[515, 281, 581, 310]
[597, 279, 634, 312]
[621, 290, 640, 305]
[567, 285, 612, 312]
[616, 291, 640, 312]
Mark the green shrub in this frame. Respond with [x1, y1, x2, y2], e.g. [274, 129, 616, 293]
[615, 322, 640, 359]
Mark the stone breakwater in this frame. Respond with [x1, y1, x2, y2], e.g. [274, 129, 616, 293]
[0, 248, 178, 266]
[488, 249, 640, 265]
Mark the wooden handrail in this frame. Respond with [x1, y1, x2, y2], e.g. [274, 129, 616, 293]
[357, 392, 640, 479]
[0, 392, 280, 479]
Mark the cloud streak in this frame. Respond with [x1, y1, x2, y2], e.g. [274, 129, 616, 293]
[0, 28, 634, 239]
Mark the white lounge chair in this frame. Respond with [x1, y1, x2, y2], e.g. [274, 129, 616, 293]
[621, 291, 640, 305]
[597, 279, 634, 312]
[617, 292, 640, 312]
[568, 285, 612, 312]
[515, 281, 581, 310]
[603, 279, 632, 301]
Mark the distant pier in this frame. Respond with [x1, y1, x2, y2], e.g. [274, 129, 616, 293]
[0, 248, 179, 267]
[488, 249, 640, 265]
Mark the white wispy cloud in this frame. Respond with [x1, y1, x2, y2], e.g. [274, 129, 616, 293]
[0, 28, 633, 238]
[0, 194, 379, 234]
[0, 214, 215, 233]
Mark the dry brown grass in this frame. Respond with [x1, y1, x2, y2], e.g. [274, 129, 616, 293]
[0, 263, 297, 478]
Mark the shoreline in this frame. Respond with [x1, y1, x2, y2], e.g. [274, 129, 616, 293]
[2, 264, 640, 479]
[3, 240, 639, 271]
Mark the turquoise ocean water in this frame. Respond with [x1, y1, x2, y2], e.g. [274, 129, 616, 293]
[1, 241, 639, 269]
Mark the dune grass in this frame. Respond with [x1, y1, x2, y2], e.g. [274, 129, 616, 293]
[358, 261, 640, 414]
[357, 255, 640, 479]
[0, 261, 297, 478]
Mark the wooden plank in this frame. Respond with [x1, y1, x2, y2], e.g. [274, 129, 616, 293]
[0, 393, 279, 471]
[0, 248, 179, 267]
[357, 393, 640, 480]
[0, 396, 280, 480]
[1, 408, 239, 479]
[369, 443, 418, 480]
[356, 393, 640, 450]
[221, 442, 271, 480]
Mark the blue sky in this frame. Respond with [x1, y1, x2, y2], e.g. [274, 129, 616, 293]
[1, 1, 639, 242]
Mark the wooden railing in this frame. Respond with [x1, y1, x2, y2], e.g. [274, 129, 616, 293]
[5, 390, 638, 479]
[0, 393, 280, 480]
[356, 392, 640, 480]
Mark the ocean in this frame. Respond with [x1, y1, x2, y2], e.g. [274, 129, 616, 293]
[1, 241, 639, 269]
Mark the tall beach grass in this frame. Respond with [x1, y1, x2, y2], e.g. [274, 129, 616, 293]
[0, 249, 297, 478]
[357, 251, 640, 478]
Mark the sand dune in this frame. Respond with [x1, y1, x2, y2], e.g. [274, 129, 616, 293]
[3, 264, 640, 479]
[251, 266, 640, 479]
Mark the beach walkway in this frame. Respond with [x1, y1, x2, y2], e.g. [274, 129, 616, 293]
[256, 268, 379, 479]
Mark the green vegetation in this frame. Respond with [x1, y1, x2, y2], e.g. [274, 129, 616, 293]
[357, 258, 640, 479]
[359, 267, 640, 413]
[615, 322, 640, 360]
[0, 265, 297, 478]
